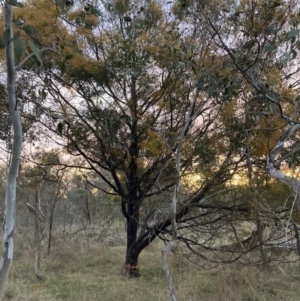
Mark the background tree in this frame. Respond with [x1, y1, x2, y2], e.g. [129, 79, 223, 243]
[18, 149, 66, 279]
[197, 0, 300, 210]
[169, 0, 300, 263]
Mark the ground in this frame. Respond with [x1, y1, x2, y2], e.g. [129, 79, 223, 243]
[4, 230, 300, 301]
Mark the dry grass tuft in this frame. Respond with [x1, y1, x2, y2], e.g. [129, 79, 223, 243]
[4, 233, 300, 301]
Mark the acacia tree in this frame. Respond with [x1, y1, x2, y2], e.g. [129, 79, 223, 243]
[15, 0, 300, 275]
[11, 0, 253, 275]
[19, 150, 66, 278]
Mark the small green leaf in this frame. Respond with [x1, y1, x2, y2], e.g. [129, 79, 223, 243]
[92, 8, 102, 17]
[14, 38, 25, 65]
[1, 28, 11, 47]
[287, 29, 300, 39]
[264, 26, 279, 35]
[29, 41, 43, 65]
[265, 43, 277, 52]
[178, 61, 185, 68]
[22, 24, 38, 40]
[242, 40, 256, 50]
[115, 143, 123, 149]
[103, 137, 111, 143]
[124, 16, 132, 22]
[225, 81, 232, 88]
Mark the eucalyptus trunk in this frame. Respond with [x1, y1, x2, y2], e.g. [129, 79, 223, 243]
[267, 124, 300, 208]
[0, 1, 23, 299]
[124, 203, 140, 277]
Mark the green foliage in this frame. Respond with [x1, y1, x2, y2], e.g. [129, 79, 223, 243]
[22, 24, 38, 40]
[1, 28, 11, 47]
[194, 135, 217, 165]
[14, 37, 25, 64]
[28, 40, 42, 65]
[15, 0, 294, 197]
[9, 0, 300, 272]
[40, 151, 61, 165]
[114, 0, 130, 15]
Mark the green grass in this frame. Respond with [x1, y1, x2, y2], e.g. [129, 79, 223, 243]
[4, 233, 300, 301]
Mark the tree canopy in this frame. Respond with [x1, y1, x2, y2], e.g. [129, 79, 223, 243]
[1, 0, 300, 279]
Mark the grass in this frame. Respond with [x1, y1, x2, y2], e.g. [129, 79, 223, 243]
[4, 231, 300, 301]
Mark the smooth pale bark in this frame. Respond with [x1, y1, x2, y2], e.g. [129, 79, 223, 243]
[268, 166, 300, 208]
[161, 186, 178, 301]
[267, 124, 300, 209]
[0, 2, 23, 299]
[162, 90, 198, 301]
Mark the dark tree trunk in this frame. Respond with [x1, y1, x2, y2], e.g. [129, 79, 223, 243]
[48, 195, 59, 256]
[121, 175, 217, 277]
[123, 137, 142, 277]
[120, 151, 234, 277]
[125, 203, 140, 277]
[47, 206, 54, 256]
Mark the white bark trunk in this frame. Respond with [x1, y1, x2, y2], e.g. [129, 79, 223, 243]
[268, 164, 300, 208]
[0, 2, 23, 299]
[267, 124, 300, 208]
[162, 90, 197, 301]
[162, 185, 178, 301]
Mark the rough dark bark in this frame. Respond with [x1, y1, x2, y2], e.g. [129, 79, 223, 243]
[120, 148, 238, 275]
[122, 174, 220, 276]
[124, 203, 140, 277]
